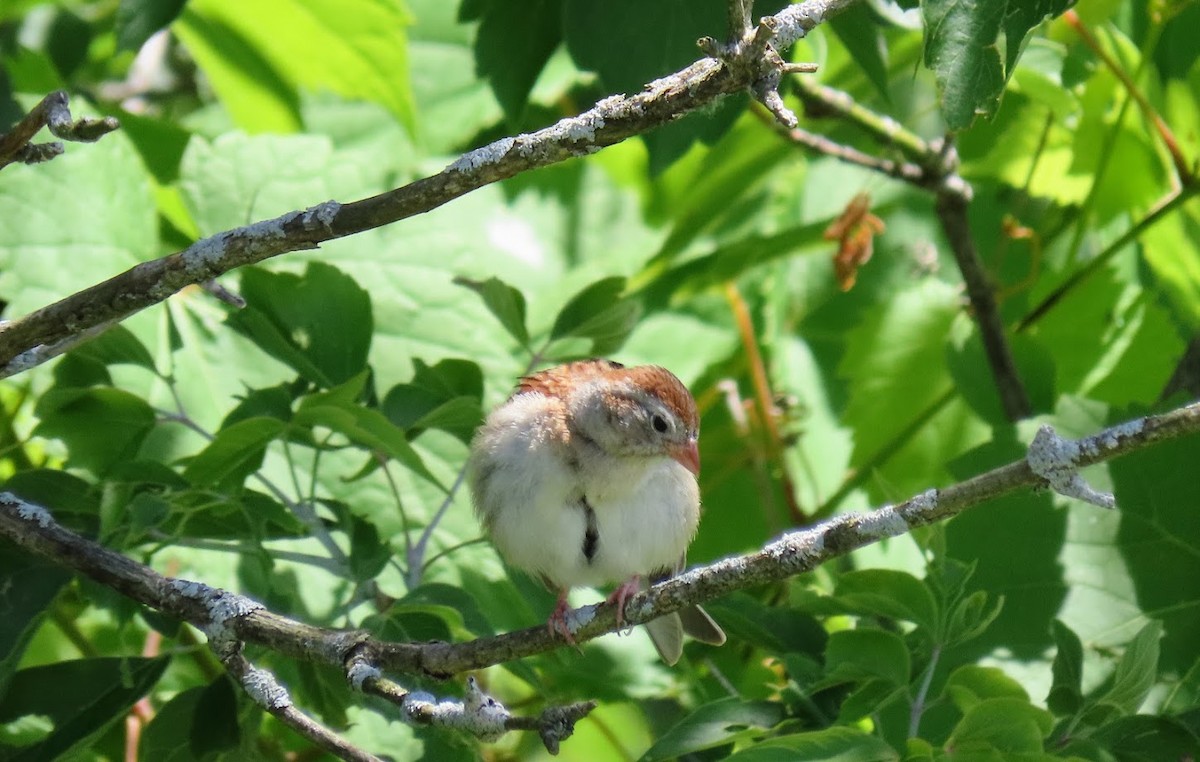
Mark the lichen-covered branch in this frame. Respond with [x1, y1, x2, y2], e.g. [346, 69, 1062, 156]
[2, 399, 1196, 698]
[0, 0, 857, 379]
[0, 90, 120, 170]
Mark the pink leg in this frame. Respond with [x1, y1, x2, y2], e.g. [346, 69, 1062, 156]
[547, 589, 576, 645]
[605, 575, 641, 633]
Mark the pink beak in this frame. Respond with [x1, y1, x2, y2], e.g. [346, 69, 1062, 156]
[671, 439, 701, 475]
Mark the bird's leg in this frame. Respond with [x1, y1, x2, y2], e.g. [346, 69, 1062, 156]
[606, 575, 641, 634]
[548, 589, 577, 645]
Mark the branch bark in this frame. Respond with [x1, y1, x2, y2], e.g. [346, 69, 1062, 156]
[3, 399, 1196, 680]
[0, 90, 120, 170]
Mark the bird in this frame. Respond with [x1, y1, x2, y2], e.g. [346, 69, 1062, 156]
[467, 359, 725, 664]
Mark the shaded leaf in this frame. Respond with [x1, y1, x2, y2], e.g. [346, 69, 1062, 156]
[548, 276, 640, 355]
[0, 657, 171, 762]
[33, 388, 156, 477]
[116, 0, 188, 51]
[182, 417, 286, 489]
[228, 263, 373, 388]
[1048, 619, 1084, 716]
[471, 0, 562, 123]
[643, 697, 785, 761]
[453, 275, 530, 346]
[945, 697, 1053, 755]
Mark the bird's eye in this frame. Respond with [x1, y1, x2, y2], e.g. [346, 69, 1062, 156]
[652, 414, 669, 433]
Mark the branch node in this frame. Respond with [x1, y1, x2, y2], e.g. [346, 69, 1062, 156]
[346, 656, 383, 692]
[697, 35, 725, 59]
[1027, 425, 1116, 509]
[200, 279, 246, 308]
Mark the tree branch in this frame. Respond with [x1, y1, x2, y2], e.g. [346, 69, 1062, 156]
[0, 0, 856, 379]
[0, 90, 120, 170]
[2, 400, 1196, 740]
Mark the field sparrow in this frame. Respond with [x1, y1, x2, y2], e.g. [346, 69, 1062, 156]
[468, 359, 725, 664]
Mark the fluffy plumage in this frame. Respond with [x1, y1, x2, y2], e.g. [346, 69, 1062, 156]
[468, 360, 724, 664]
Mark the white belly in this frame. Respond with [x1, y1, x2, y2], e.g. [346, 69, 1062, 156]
[470, 396, 700, 590]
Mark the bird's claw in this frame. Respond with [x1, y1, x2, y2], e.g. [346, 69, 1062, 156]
[606, 575, 641, 635]
[548, 592, 583, 652]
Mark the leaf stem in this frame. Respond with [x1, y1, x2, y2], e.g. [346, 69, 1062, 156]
[908, 644, 942, 738]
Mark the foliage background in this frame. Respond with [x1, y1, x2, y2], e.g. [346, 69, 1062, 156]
[1, 0, 1199, 759]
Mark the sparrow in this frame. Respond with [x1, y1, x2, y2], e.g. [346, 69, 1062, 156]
[467, 359, 725, 665]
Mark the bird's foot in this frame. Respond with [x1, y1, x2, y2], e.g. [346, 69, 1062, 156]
[547, 591, 580, 649]
[606, 575, 641, 635]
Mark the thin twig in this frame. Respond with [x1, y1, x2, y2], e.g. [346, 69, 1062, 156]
[1018, 185, 1200, 330]
[1063, 10, 1193, 184]
[0, 90, 120, 170]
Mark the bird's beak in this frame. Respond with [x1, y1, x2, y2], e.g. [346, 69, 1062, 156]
[671, 439, 701, 475]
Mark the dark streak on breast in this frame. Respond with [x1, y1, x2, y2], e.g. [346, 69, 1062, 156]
[581, 496, 599, 563]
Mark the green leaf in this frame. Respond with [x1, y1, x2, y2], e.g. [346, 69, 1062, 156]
[1, 469, 99, 519]
[725, 727, 901, 761]
[943, 665, 1029, 714]
[642, 697, 786, 761]
[471, 0, 562, 124]
[548, 276, 641, 355]
[945, 589, 1005, 646]
[349, 513, 391, 582]
[116, 0, 188, 51]
[1047, 619, 1084, 716]
[221, 384, 296, 429]
[838, 280, 965, 492]
[1002, 0, 1074, 75]
[383, 358, 484, 443]
[832, 569, 939, 633]
[0, 545, 70, 697]
[922, 0, 1005, 129]
[823, 629, 911, 687]
[1091, 715, 1200, 762]
[182, 417, 286, 489]
[1106, 414, 1200, 675]
[399, 584, 496, 637]
[703, 593, 827, 656]
[838, 679, 908, 723]
[1094, 620, 1162, 718]
[453, 275, 530, 346]
[180, 0, 415, 132]
[228, 263, 374, 388]
[0, 125, 158, 321]
[0, 657, 171, 761]
[407, 0, 504, 151]
[945, 697, 1053, 755]
[829, 3, 890, 100]
[922, 0, 1070, 129]
[1142, 204, 1200, 331]
[296, 374, 439, 486]
[172, 8, 303, 133]
[139, 678, 241, 761]
[68, 325, 158, 373]
[33, 388, 156, 477]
